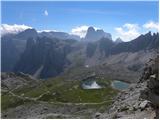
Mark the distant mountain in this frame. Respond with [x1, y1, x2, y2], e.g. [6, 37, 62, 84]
[39, 31, 81, 41]
[85, 32, 158, 82]
[84, 27, 112, 42]
[1, 29, 80, 72]
[1, 26, 159, 80]
[1, 29, 39, 72]
[2, 29, 38, 53]
[111, 32, 159, 55]
[115, 37, 123, 44]
[14, 29, 38, 40]
[86, 32, 159, 58]
[2, 28, 80, 53]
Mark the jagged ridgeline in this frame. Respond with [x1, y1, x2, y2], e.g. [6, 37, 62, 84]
[1, 27, 159, 79]
[86, 32, 159, 57]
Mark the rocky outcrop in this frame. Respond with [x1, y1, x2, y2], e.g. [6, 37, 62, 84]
[97, 55, 159, 119]
[1, 72, 39, 91]
[139, 55, 159, 118]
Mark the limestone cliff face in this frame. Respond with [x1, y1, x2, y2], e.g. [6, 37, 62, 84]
[140, 55, 159, 118]
[14, 37, 74, 78]
[97, 55, 159, 119]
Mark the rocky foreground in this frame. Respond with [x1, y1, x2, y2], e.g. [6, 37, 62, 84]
[96, 55, 159, 119]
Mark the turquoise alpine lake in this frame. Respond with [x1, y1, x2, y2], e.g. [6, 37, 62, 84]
[112, 80, 129, 90]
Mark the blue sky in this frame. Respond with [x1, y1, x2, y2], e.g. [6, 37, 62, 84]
[1, 1, 159, 41]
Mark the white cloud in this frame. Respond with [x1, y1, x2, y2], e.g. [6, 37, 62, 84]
[37, 29, 57, 33]
[114, 21, 159, 41]
[143, 21, 159, 31]
[115, 23, 140, 42]
[44, 10, 48, 16]
[71, 25, 98, 38]
[1, 24, 32, 35]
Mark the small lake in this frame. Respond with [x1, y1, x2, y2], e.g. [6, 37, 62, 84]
[112, 80, 129, 90]
[82, 81, 102, 89]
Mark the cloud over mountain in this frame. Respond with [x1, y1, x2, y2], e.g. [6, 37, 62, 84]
[143, 21, 159, 31]
[115, 21, 159, 42]
[71, 25, 98, 38]
[1, 24, 32, 35]
[37, 29, 57, 33]
[1, 21, 158, 42]
[115, 23, 140, 42]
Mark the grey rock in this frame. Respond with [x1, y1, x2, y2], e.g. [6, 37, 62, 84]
[139, 100, 150, 110]
[95, 112, 102, 118]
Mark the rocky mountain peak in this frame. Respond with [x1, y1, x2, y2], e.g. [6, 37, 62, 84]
[84, 26, 112, 42]
[20, 28, 37, 36]
[148, 31, 152, 35]
[87, 26, 95, 33]
[115, 37, 123, 44]
[15, 28, 38, 40]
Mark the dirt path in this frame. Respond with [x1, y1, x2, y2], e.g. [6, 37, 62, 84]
[8, 91, 114, 106]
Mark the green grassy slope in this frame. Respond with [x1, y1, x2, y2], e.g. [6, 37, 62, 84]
[2, 75, 118, 111]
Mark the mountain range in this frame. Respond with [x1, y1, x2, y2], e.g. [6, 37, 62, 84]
[1, 26, 159, 119]
[1, 27, 159, 81]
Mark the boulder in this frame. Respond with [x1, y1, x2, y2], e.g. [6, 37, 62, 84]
[139, 100, 150, 110]
[95, 112, 102, 118]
